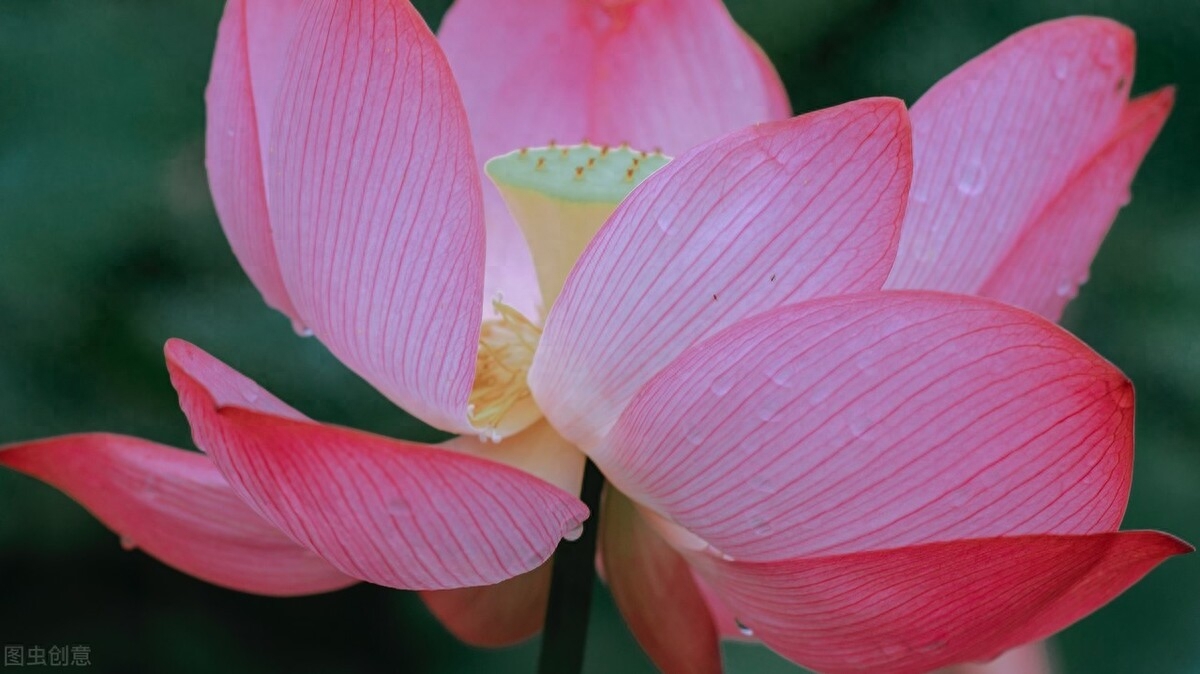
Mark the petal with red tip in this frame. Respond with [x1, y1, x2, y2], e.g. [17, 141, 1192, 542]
[0, 434, 354, 596]
[205, 0, 304, 321]
[888, 18, 1135, 294]
[532, 99, 911, 450]
[165, 339, 588, 590]
[980, 89, 1174, 320]
[267, 0, 485, 433]
[692, 532, 1189, 674]
[601, 490, 721, 674]
[599, 292, 1132, 561]
[439, 0, 791, 319]
[420, 563, 551, 647]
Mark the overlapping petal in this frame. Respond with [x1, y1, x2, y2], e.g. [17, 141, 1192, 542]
[980, 89, 1174, 320]
[888, 17, 1137, 297]
[532, 99, 912, 450]
[937, 642, 1052, 674]
[165, 339, 587, 591]
[440, 0, 791, 319]
[420, 563, 552, 647]
[598, 292, 1133, 561]
[267, 0, 485, 434]
[601, 491, 721, 674]
[0, 433, 354, 596]
[690, 532, 1189, 674]
[205, 0, 304, 321]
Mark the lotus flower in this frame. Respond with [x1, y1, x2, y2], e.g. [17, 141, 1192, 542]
[0, 2, 1186, 673]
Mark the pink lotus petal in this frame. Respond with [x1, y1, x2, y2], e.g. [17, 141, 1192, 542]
[533, 99, 912, 450]
[600, 292, 1133, 561]
[936, 642, 1053, 674]
[888, 17, 1134, 295]
[267, 0, 485, 433]
[165, 339, 588, 590]
[420, 563, 551, 647]
[601, 490, 721, 674]
[439, 0, 790, 320]
[691, 532, 1189, 674]
[981, 89, 1174, 320]
[0, 433, 354, 596]
[205, 0, 304, 321]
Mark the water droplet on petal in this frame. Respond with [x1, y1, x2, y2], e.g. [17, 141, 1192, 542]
[120, 536, 137, 551]
[1119, 189, 1132, 206]
[735, 619, 754, 636]
[563, 523, 585, 542]
[710, 373, 734, 397]
[749, 476, 775, 494]
[241, 388, 260, 404]
[955, 160, 987, 196]
[1055, 280, 1078, 299]
[655, 215, 674, 234]
[1052, 56, 1070, 81]
[685, 426, 706, 445]
[291, 319, 314, 338]
[388, 496, 411, 515]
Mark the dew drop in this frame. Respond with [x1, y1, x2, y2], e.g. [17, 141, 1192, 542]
[1118, 189, 1132, 207]
[685, 426, 706, 446]
[749, 476, 775, 494]
[848, 417, 870, 438]
[735, 619, 754, 636]
[710, 373, 734, 397]
[563, 523, 585, 542]
[955, 160, 987, 196]
[119, 536, 137, 551]
[655, 215, 675, 234]
[749, 516, 773, 536]
[241, 388, 260, 404]
[291, 318, 314, 338]
[388, 496, 411, 515]
[1055, 280, 1078, 299]
[911, 183, 929, 204]
[1052, 56, 1071, 81]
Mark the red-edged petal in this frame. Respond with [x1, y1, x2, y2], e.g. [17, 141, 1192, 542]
[601, 490, 721, 674]
[165, 339, 587, 590]
[439, 0, 790, 320]
[599, 292, 1133, 561]
[205, 0, 304, 321]
[888, 18, 1135, 294]
[936, 642, 1053, 674]
[532, 99, 911, 450]
[0, 433, 353, 596]
[980, 89, 1174, 320]
[419, 563, 551, 647]
[267, 0, 485, 433]
[691, 532, 1189, 674]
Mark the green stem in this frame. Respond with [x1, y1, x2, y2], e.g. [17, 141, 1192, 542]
[537, 459, 605, 674]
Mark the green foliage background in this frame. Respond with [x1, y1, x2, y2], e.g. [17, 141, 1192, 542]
[1, 1, 1197, 672]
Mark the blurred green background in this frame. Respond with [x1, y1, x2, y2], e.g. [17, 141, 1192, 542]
[1, 0, 1196, 672]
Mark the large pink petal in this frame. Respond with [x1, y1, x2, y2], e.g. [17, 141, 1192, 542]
[600, 292, 1133, 561]
[205, 0, 304, 322]
[267, 0, 485, 433]
[691, 532, 1189, 674]
[980, 89, 1174, 320]
[419, 563, 551, 647]
[0, 433, 354, 596]
[439, 0, 791, 320]
[601, 490, 721, 674]
[532, 99, 912, 450]
[888, 18, 1135, 294]
[164, 339, 588, 590]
